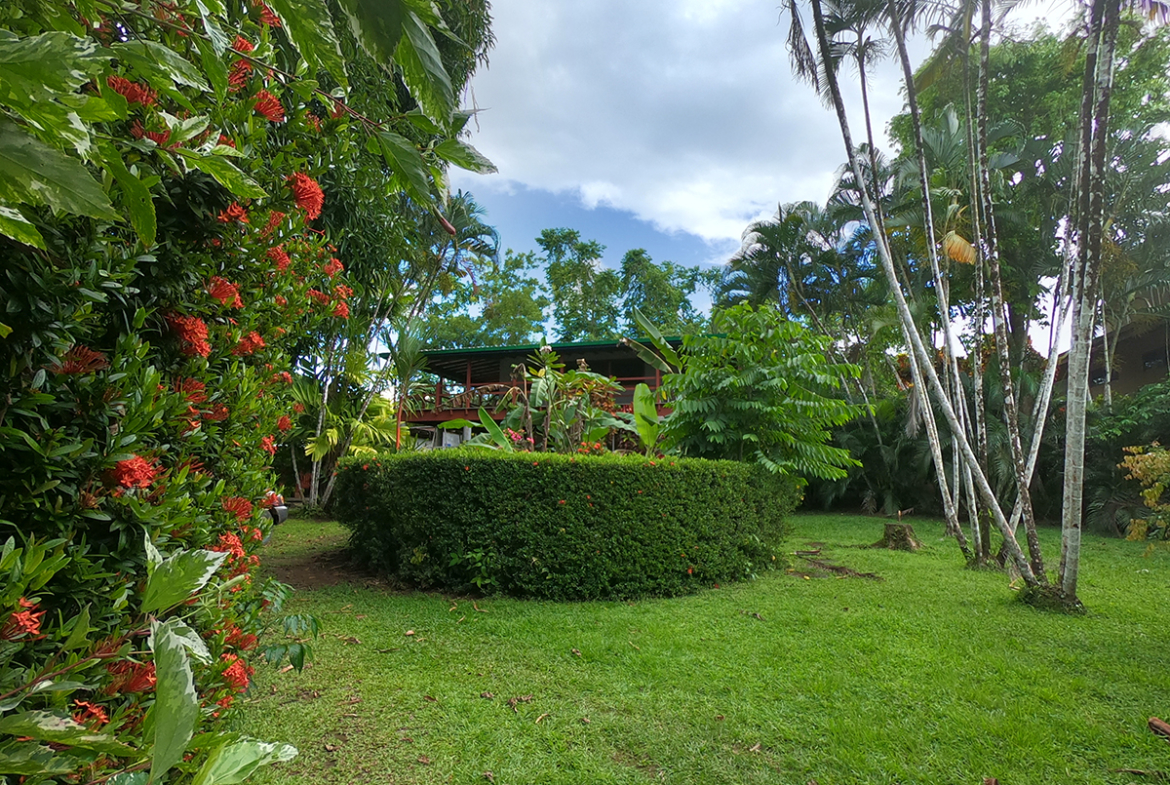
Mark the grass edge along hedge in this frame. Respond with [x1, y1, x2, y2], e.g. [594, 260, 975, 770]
[333, 450, 802, 600]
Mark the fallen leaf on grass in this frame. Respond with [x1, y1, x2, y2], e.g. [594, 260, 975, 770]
[535, 713, 549, 724]
[355, 614, 367, 619]
[457, 616, 466, 623]
[338, 696, 362, 705]
[417, 755, 431, 765]
[1150, 717, 1170, 741]
[400, 737, 413, 743]
[749, 743, 762, 752]
[715, 715, 724, 721]
[324, 744, 338, 752]
[480, 692, 494, 699]
[424, 695, 438, 703]
[279, 665, 294, 674]
[483, 772, 494, 782]
[581, 717, 590, 724]
[507, 695, 533, 713]
[449, 603, 458, 612]
[473, 602, 488, 613]
[336, 635, 360, 644]
[342, 713, 360, 718]
[376, 647, 400, 654]
[405, 630, 415, 636]
[571, 648, 581, 657]
[628, 641, 641, 651]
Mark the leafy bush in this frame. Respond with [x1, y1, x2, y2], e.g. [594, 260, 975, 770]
[333, 450, 801, 599]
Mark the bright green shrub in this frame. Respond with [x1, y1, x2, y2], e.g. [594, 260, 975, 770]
[334, 450, 801, 599]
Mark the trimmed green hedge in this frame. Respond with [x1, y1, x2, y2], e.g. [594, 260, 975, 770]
[333, 450, 802, 600]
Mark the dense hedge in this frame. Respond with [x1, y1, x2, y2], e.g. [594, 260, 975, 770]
[333, 450, 802, 599]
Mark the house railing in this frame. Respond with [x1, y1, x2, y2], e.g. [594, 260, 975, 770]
[406, 375, 662, 417]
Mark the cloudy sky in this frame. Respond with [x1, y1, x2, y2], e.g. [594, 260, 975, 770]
[448, 0, 937, 271]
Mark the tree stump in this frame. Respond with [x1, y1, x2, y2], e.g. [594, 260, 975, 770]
[872, 522, 922, 551]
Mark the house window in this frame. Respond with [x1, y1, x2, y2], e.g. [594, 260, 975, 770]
[1143, 351, 1167, 372]
[1090, 368, 1117, 386]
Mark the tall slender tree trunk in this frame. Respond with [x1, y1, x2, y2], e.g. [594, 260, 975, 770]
[809, 0, 1034, 584]
[1062, 0, 1121, 603]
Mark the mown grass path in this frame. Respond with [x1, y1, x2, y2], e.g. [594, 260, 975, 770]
[241, 514, 1170, 784]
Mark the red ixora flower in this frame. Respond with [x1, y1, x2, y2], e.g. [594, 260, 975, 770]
[271, 371, 293, 385]
[217, 134, 236, 148]
[129, 120, 172, 148]
[217, 202, 249, 225]
[113, 455, 157, 488]
[277, 415, 292, 432]
[57, 345, 109, 375]
[305, 113, 322, 132]
[231, 331, 266, 356]
[232, 35, 254, 53]
[334, 284, 353, 300]
[106, 75, 157, 106]
[332, 301, 350, 319]
[293, 402, 306, 414]
[221, 497, 254, 523]
[228, 60, 253, 92]
[286, 173, 324, 221]
[166, 313, 211, 357]
[260, 435, 277, 456]
[262, 211, 286, 238]
[204, 403, 229, 422]
[225, 625, 259, 651]
[106, 660, 156, 693]
[256, 1, 281, 27]
[274, 295, 288, 307]
[253, 90, 285, 123]
[266, 245, 291, 272]
[323, 257, 344, 277]
[176, 377, 207, 403]
[72, 701, 109, 727]
[1, 598, 46, 640]
[208, 276, 244, 308]
[221, 653, 254, 691]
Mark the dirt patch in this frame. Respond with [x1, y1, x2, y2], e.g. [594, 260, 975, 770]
[265, 547, 359, 590]
[802, 557, 882, 581]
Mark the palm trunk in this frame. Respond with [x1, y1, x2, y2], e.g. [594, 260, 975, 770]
[810, 0, 1034, 584]
[975, 0, 1047, 578]
[1061, 0, 1120, 603]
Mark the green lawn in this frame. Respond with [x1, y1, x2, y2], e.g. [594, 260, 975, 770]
[239, 514, 1170, 785]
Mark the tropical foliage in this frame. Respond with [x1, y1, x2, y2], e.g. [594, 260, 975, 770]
[0, 0, 491, 780]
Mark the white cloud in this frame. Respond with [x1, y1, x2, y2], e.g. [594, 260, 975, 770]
[450, 0, 1036, 248]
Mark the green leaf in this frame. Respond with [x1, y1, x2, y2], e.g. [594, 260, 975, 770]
[0, 206, 45, 249]
[167, 618, 212, 664]
[193, 739, 297, 785]
[107, 773, 148, 785]
[100, 143, 156, 247]
[0, 712, 134, 756]
[150, 619, 200, 783]
[178, 151, 267, 199]
[631, 307, 681, 369]
[335, 0, 406, 74]
[0, 740, 83, 776]
[395, 9, 454, 124]
[0, 322, 11, 339]
[433, 139, 496, 174]
[265, 0, 348, 87]
[633, 383, 660, 454]
[0, 31, 104, 100]
[112, 40, 210, 92]
[478, 407, 512, 451]
[142, 548, 227, 614]
[194, 0, 231, 55]
[376, 130, 431, 203]
[0, 119, 119, 221]
[195, 36, 228, 101]
[62, 604, 90, 650]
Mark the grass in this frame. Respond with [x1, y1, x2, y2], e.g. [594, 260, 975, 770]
[239, 513, 1170, 785]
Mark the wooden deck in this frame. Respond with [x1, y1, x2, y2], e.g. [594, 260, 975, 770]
[405, 376, 661, 424]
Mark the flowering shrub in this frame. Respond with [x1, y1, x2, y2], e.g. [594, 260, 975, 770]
[0, 0, 487, 779]
[1120, 443, 1170, 539]
[333, 451, 802, 600]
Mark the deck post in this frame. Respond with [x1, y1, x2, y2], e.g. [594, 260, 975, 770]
[435, 379, 443, 412]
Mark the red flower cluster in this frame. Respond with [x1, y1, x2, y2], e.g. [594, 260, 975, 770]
[176, 377, 208, 403]
[225, 625, 258, 651]
[228, 59, 252, 92]
[323, 257, 344, 277]
[106, 75, 157, 106]
[262, 211, 286, 238]
[57, 345, 109, 375]
[221, 653, 254, 691]
[232, 35, 254, 52]
[208, 276, 244, 308]
[72, 700, 109, 727]
[217, 202, 249, 224]
[1, 598, 45, 640]
[106, 661, 156, 693]
[253, 90, 285, 122]
[204, 403, 229, 422]
[277, 415, 292, 432]
[231, 331, 265, 356]
[271, 371, 293, 385]
[306, 289, 329, 305]
[332, 301, 350, 319]
[217, 134, 236, 148]
[260, 435, 277, 456]
[293, 402, 306, 414]
[221, 497, 254, 523]
[305, 113, 322, 132]
[256, 1, 281, 27]
[166, 314, 211, 357]
[266, 245, 291, 271]
[129, 120, 172, 148]
[287, 173, 324, 220]
[334, 284, 353, 300]
[113, 455, 158, 489]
